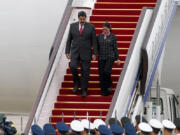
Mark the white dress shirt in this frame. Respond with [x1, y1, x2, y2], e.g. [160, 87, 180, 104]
[79, 23, 84, 31]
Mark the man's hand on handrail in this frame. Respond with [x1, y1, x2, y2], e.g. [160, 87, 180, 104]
[66, 53, 70, 59]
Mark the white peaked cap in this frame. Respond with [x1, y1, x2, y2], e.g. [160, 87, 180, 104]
[139, 122, 153, 133]
[93, 119, 106, 129]
[81, 119, 95, 130]
[70, 120, 84, 132]
[81, 119, 90, 125]
[149, 119, 163, 129]
[162, 120, 176, 129]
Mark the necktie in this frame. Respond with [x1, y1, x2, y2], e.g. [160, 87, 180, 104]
[79, 25, 83, 35]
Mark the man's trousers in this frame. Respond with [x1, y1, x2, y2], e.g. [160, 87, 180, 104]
[70, 57, 91, 90]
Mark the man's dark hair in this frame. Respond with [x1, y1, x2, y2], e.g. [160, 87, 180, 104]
[142, 131, 151, 135]
[48, 133, 56, 135]
[176, 127, 180, 132]
[174, 118, 180, 132]
[108, 118, 120, 126]
[165, 128, 173, 132]
[0, 126, 4, 135]
[69, 132, 81, 135]
[61, 132, 69, 135]
[121, 117, 131, 127]
[71, 131, 82, 135]
[152, 127, 161, 134]
[78, 11, 86, 18]
[84, 129, 95, 135]
[135, 115, 147, 124]
[0, 126, 4, 130]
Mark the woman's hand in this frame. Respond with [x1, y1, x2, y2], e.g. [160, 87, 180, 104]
[116, 59, 121, 66]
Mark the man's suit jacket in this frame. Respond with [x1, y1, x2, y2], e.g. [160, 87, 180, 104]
[65, 22, 98, 60]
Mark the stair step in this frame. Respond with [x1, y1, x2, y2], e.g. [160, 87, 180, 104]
[96, 28, 135, 35]
[90, 15, 139, 22]
[91, 21, 137, 28]
[57, 95, 113, 102]
[120, 48, 129, 54]
[96, 34, 133, 41]
[61, 81, 117, 88]
[64, 74, 120, 81]
[67, 61, 125, 68]
[90, 61, 124, 68]
[116, 42, 131, 48]
[89, 62, 123, 68]
[66, 68, 122, 74]
[94, 3, 156, 9]
[92, 9, 141, 15]
[52, 115, 106, 119]
[60, 88, 115, 95]
[52, 109, 108, 116]
[67, 54, 126, 61]
[67, 47, 128, 54]
[117, 42, 131, 48]
[51, 117, 106, 123]
[116, 35, 133, 41]
[54, 102, 110, 109]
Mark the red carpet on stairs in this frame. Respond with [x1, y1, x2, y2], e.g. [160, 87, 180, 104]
[50, 0, 156, 129]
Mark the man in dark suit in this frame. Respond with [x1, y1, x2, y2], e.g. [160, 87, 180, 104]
[65, 11, 98, 97]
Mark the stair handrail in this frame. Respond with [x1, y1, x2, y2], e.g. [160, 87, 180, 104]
[122, 0, 165, 118]
[24, 0, 73, 134]
[106, 0, 177, 122]
[142, 0, 177, 103]
[106, 6, 154, 122]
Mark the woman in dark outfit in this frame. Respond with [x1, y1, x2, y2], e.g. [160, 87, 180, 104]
[97, 22, 121, 96]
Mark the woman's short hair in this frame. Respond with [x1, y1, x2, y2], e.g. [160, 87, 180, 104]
[103, 22, 111, 28]
[152, 127, 161, 134]
[103, 22, 112, 32]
